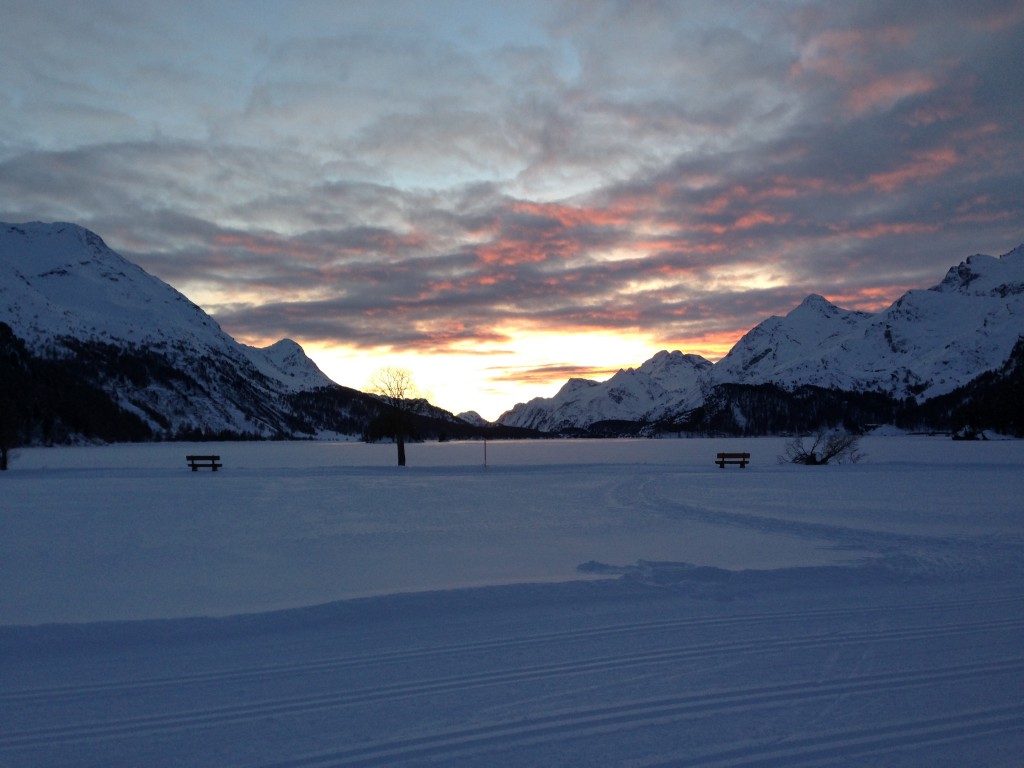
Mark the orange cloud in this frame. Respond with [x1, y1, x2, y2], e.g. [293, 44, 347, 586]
[413, 331, 513, 354]
[661, 330, 748, 363]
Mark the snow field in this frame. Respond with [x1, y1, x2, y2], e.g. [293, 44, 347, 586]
[1, 436, 1023, 766]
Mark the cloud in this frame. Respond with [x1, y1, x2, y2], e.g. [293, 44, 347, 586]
[0, 0, 1021, 380]
[487, 362, 622, 387]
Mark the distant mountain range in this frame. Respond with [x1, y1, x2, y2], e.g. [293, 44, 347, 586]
[497, 351, 713, 433]
[498, 244, 1024, 437]
[1, 221, 1021, 445]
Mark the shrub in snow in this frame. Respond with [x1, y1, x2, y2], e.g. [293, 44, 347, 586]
[781, 430, 863, 465]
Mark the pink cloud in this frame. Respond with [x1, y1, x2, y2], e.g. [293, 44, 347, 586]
[487, 363, 622, 387]
[826, 285, 915, 313]
[733, 210, 789, 230]
[970, 5, 1024, 32]
[868, 147, 959, 192]
[508, 200, 635, 228]
[845, 71, 938, 116]
[792, 26, 915, 83]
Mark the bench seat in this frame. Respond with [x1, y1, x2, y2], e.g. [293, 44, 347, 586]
[186, 454, 222, 471]
[715, 452, 750, 468]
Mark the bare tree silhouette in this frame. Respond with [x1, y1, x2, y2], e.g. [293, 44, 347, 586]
[781, 430, 863, 465]
[369, 366, 421, 466]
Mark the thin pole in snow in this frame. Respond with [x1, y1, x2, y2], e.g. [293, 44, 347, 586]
[483, 439, 488, 468]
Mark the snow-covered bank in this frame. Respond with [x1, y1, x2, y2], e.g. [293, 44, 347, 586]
[2, 437, 1023, 766]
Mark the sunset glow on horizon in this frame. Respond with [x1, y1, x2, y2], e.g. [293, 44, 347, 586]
[2, 1, 1021, 418]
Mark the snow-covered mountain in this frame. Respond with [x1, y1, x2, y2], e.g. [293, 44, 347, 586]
[712, 246, 1024, 399]
[243, 338, 335, 393]
[455, 410, 492, 427]
[500, 351, 712, 432]
[499, 244, 1024, 432]
[1, 222, 333, 389]
[0, 222, 378, 439]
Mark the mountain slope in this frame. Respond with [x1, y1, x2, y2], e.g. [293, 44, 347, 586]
[709, 294, 874, 392]
[0, 222, 359, 438]
[0, 222, 334, 390]
[499, 244, 1024, 433]
[713, 245, 1024, 400]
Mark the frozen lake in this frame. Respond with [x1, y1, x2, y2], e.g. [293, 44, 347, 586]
[2, 436, 1023, 766]
[5, 435, 1022, 625]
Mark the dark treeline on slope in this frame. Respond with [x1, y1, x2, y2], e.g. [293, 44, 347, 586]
[670, 383, 911, 436]
[0, 322, 541, 459]
[910, 337, 1024, 438]
[0, 323, 152, 456]
[581, 339, 1024, 439]
[293, 388, 540, 443]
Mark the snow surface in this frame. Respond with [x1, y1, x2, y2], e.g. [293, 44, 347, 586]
[2, 437, 1023, 766]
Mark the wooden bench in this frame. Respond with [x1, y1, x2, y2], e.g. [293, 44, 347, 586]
[186, 454, 222, 471]
[716, 452, 750, 468]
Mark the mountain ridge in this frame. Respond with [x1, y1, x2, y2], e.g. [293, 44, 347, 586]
[1, 222, 337, 393]
[498, 243, 1024, 433]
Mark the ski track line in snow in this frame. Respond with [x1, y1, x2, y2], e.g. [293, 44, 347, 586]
[247, 660, 1024, 768]
[632, 473, 1023, 555]
[643, 703, 1024, 767]
[2, 616, 1022, 750]
[4, 591, 1020, 703]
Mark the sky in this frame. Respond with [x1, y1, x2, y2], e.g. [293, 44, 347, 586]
[1, 1, 1022, 420]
